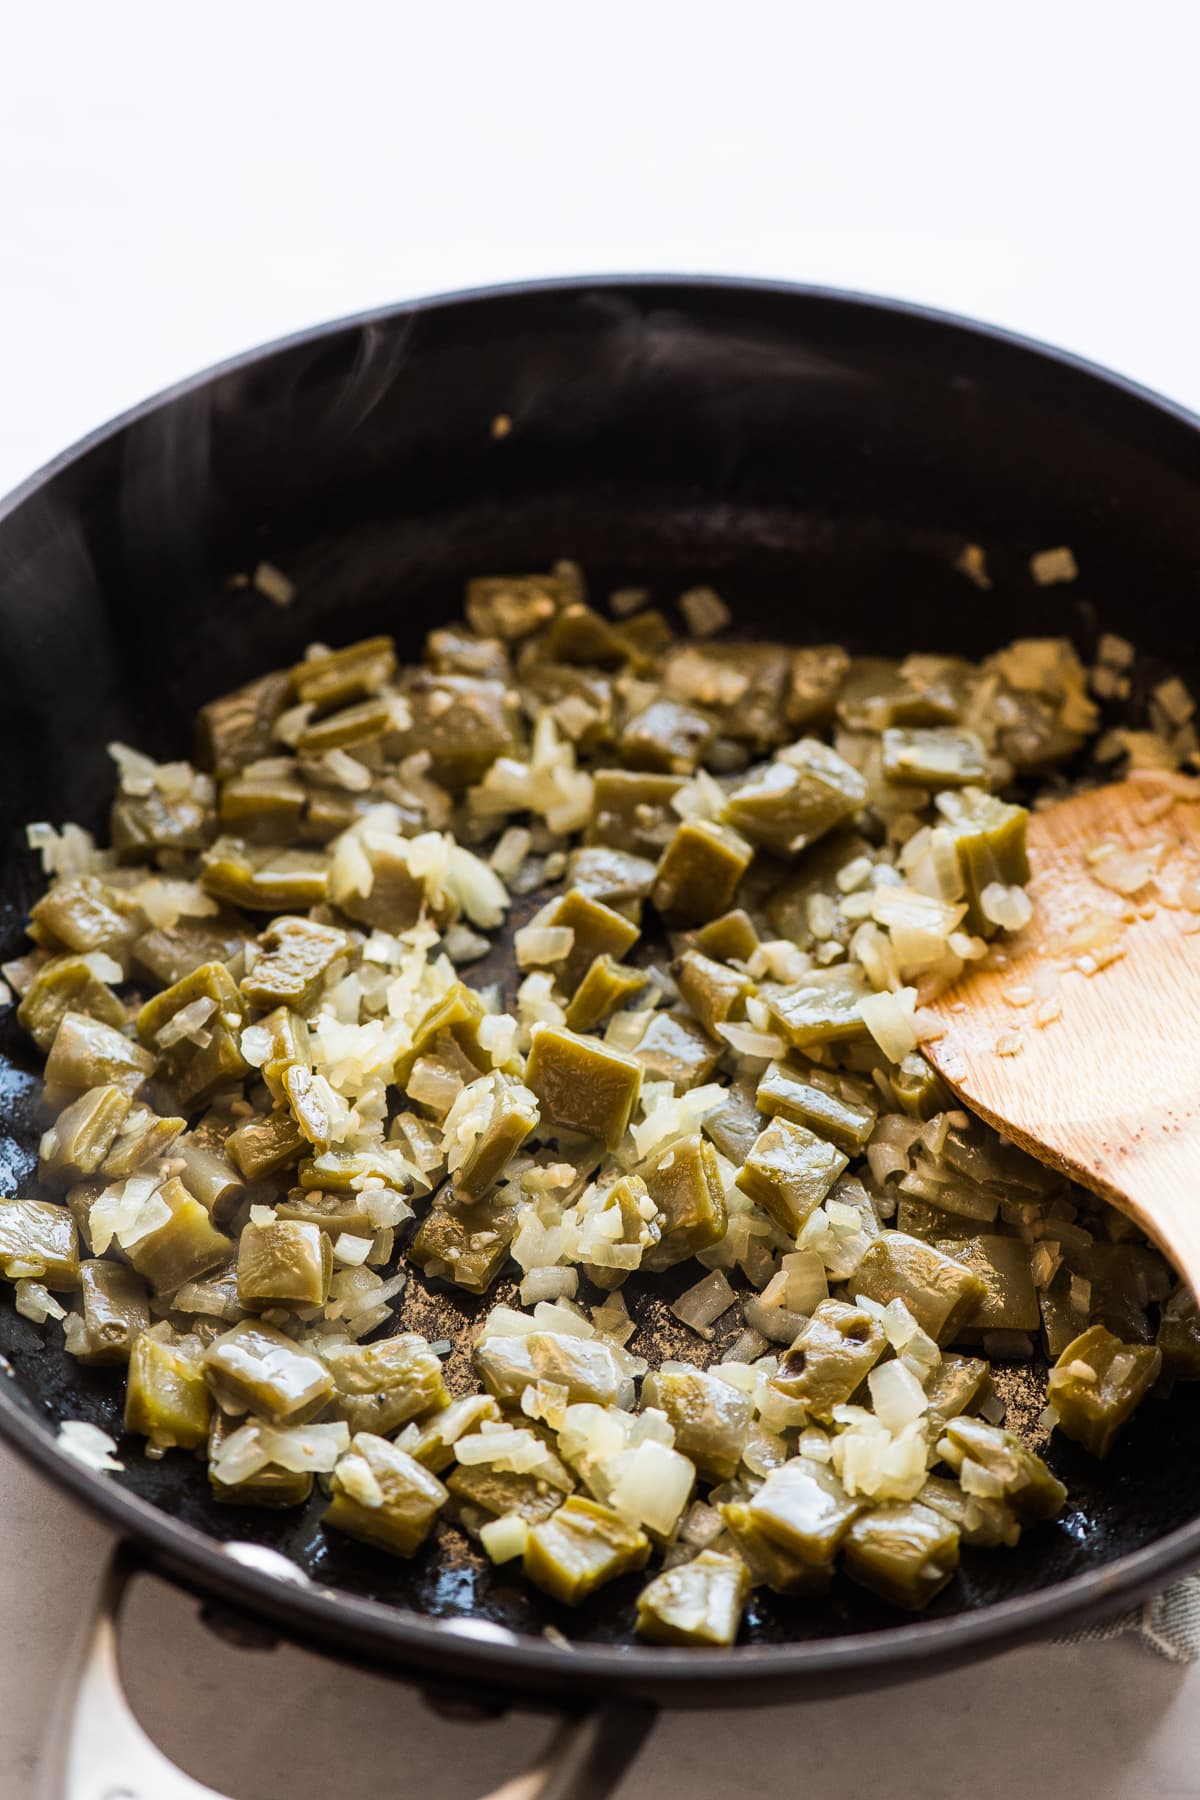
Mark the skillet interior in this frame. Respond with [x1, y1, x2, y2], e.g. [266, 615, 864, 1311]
[1, 278, 1199, 1688]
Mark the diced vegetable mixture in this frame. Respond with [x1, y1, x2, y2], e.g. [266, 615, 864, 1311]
[9, 564, 1196, 1643]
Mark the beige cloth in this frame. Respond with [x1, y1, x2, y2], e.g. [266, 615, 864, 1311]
[1057, 1577, 1200, 1662]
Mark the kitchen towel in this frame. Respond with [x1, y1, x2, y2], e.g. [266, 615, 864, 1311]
[1058, 1577, 1200, 1662]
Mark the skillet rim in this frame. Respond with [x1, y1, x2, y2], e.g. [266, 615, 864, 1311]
[0, 1379, 1195, 1702]
[1, 272, 1198, 1700]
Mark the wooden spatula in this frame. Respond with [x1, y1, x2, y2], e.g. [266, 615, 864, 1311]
[924, 770, 1200, 1284]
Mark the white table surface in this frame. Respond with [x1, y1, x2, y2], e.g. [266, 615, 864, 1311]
[4, 2, 1200, 1793]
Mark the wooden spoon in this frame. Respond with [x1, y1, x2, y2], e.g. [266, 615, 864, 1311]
[924, 770, 1200, 1284]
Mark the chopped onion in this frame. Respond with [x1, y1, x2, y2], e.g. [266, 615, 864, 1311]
[209, 1427, 282, 1487]
[867, 1360, 928, 1431]
[679, 585, 731, 638]
[520, 1266, 579, 1305]
[265, 1422, 351, 1474]
[15, 1280, 66, 1324]
[514, 924, 574, 968]
[670, 1269, 736, 1337]
[479, 1305, 538, 1339]
[26, 821, 104, 878]
[108, 740, 158, 794]
[1029, 545, 1078, 586]
[407, 1058, 464, 1113]
[960, 1455, 1005, 1498]
[955, 543, 992, 590]
[1053, 1358, 1100, 1387]
[240, 1023, 274, 1067]
[252, 560, 296, 606]
[830, 1414, 928, 1502]
[715, 1022, 788, 1060]
[443, 923, 491, 964]
[89, 1178, 168, 1256]
[318, 747, 374, 792]
[516, 972, 567, 1036]
[979, 883, 1034, 931]
[480, 1513, 528, 1563]
[1097, 633, 1135, 670]
[1086, 839, 1166, 896]
[609, 1439, 694, 1535]
[489, 825, 533, 881]
[455, 1423, 556, 1476]
[57, 1420, 124, 1474]
[532, 1299, 596, 1338]
[780, 1250, 828, 1315]
[333, 1233, 373, 1266]
[858, 987, 919, 1063]
[742, 1424, 790, 1476]
[1153, 675, 1195, 725]
[520, 1378, 571, 1430]
[154, 996, 217, 1048]
[132, 878, 218, 931]
[747, 940, 811, 983]
[631, 1083, 725, 1159]
[670, 768, 726, 823]
[334, 1452, 385, 1509]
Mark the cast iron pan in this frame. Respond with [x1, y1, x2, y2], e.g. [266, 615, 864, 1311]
[2, 279, 1200, 1792]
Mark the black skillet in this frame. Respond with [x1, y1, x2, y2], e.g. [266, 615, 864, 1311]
[2, 278, 1200, 1800]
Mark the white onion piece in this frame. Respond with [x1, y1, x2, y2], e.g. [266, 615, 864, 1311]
[480, 1514, 528, 1563]
[715, 1022, 788, 1060]
[858, 987, 919, 1063]
[520, 1266, 579, 1305]
[670, 1269, 736, 1336]
[979, 882, 1034, 931]
[609, 1440, 694, 1535]
[15, 1280, 66, 1324]
[514, 924, 574, 968]
[867, 1360, 928, 1431]
[58, 1420, 124, 1473]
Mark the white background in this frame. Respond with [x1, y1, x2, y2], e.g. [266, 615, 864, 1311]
[4, 0, 1200, 493]
[3, 2, 1200, 1794]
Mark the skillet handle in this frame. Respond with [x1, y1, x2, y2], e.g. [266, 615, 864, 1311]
[39, 1543, 657, 1800]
